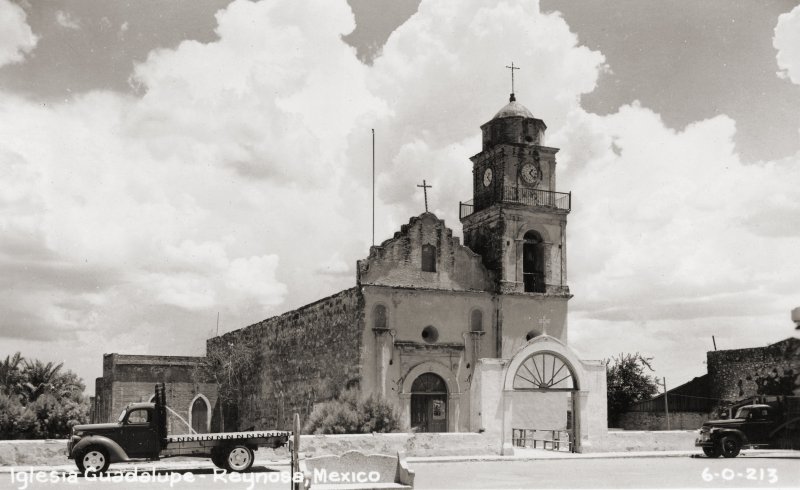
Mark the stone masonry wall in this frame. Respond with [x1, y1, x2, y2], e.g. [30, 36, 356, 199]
[617, 411, 709, 431]
[208, 287, 364, 432]
[707, 338, 800, 404]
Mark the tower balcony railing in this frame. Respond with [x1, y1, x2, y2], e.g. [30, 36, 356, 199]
[460, 186, 571, 219]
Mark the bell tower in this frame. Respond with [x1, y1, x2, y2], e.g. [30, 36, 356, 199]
[460, 93, 571, 296]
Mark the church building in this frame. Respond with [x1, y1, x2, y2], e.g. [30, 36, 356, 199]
[92, 92, 608, 452]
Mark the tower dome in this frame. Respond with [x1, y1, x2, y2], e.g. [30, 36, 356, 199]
[480, 95, 547, 150]
[493, 95, 534, 119]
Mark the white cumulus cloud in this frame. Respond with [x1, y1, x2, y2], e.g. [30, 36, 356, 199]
[774, 4, 800, 84]
[0, 0, 37, 67]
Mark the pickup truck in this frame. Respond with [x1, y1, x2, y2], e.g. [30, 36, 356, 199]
[67, 384, 289, 473]
[695, 403, 800, 458]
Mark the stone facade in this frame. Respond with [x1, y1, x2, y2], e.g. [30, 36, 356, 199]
[707, 337, 800, 402]
[208, 288, 363, 430]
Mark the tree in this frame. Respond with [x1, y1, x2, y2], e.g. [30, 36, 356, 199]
[195, 330, 263, 432]
[0, 352, 24, 397]
[0, 353, 89, 439]
[304, 387, 400, 434]
[605, 353, 659, 427]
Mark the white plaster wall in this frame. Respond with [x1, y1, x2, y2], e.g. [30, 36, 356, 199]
[510, 391, 570, 430]
[582, 360, 608, 449]
[470, 359, 506, 438]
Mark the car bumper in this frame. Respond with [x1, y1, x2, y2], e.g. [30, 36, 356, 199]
[695, 434, 714, 448]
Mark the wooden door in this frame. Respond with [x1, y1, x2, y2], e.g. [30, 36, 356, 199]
[410, 373, 448, 432]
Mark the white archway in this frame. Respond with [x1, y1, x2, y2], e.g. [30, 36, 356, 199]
[188, 393, 211, 434]
[501, 335, 589, 453]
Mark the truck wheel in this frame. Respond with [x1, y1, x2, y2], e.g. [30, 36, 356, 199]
[703, 445, 721, 458]
[720, 436, 741, 458]
[224, 445, 254, 472]
[211, 451, 227, 469]
[77, 446, 110, 474]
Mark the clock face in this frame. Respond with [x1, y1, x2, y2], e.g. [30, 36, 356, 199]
[483, 167, 493, 187]
[520, 163, 540, 184]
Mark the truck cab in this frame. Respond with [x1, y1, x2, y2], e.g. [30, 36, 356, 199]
[696, 404, 789, 458]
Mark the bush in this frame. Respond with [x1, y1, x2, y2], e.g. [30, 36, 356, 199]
[304, 388, 400, 434]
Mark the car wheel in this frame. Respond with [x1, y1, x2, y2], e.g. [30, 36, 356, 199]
[703, 445, 721, 458]
[224, 445, 254, 472]
[77, 446, 110, 474]
[720, 436, 741, 458]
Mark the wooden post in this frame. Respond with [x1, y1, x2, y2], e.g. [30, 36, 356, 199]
[292, 413, 301, 490]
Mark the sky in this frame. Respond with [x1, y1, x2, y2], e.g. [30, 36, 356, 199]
[1, 0, 799, 395]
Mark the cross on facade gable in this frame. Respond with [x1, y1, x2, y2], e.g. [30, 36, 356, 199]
[538, 315, 551, 336]
[417, 179, 432, 212]
[506, 62, 520, 99]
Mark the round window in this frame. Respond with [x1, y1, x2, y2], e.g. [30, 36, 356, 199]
[421, 325, 439, 343]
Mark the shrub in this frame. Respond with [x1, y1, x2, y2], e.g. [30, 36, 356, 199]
[304, 388, 400, 434]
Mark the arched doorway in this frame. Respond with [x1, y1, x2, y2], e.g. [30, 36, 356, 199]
[511, 351, 578, 451]
[522, 230, 545, 293]
[190, 395, 209, 434]
[410, 373, 448, 432]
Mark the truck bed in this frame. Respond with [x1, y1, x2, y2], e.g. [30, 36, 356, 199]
[166, 430, 290, 444]
[160, 430, 290, 458]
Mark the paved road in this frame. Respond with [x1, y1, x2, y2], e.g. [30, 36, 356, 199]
[2, 454, 798, 490]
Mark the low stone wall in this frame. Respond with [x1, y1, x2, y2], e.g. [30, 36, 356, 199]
[0, 440, 70, 467]
[0, 433, 500, 467]
[618, 411, 708, 431]
[287, 432, 500, 459]
[600, 430, 697, 452]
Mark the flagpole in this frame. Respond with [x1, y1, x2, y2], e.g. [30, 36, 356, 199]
[372, 128, 375, 247]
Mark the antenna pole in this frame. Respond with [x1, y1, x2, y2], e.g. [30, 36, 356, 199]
[372, 128, 375, 247]
[712, 335, 717, 351]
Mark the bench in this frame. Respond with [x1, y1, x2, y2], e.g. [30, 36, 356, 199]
[299, 450, 414, 490]
[512, 428, 574, 452]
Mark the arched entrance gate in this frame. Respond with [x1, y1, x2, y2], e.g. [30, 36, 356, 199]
[506, 347, 581, 452]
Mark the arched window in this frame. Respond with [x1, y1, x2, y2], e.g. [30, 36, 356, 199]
[513, 352, 577, 391]
[373, 304, 387, 330]
[522, 230, 545, 293]
[190, 396, 210, 434]
[470, 309, 483, 332]
[422, 244, 436, 272]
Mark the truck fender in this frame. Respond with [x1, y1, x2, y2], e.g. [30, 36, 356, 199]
[72, 436, 131, 463]
[714, 429, 748, 445]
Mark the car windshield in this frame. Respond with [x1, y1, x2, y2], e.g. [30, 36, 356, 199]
[734, 407, 750, 419]
[118, 409, 128, 422]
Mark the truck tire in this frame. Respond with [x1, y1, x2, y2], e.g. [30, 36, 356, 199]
[703, 445, 721, 458]
[720, 436, 741, 458]
[224, 445, 254, 472]
[76, 446, 110, 474]
[211, 451, 227, 469]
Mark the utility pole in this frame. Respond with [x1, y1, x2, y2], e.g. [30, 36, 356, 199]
[663, 377, 670, 430]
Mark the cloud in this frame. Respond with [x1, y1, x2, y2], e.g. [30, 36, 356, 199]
[0, 0, 37, 67]
[56, 10, 81, 30]
[774, 4, 800, 84]
[1, 0, 798, 392]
